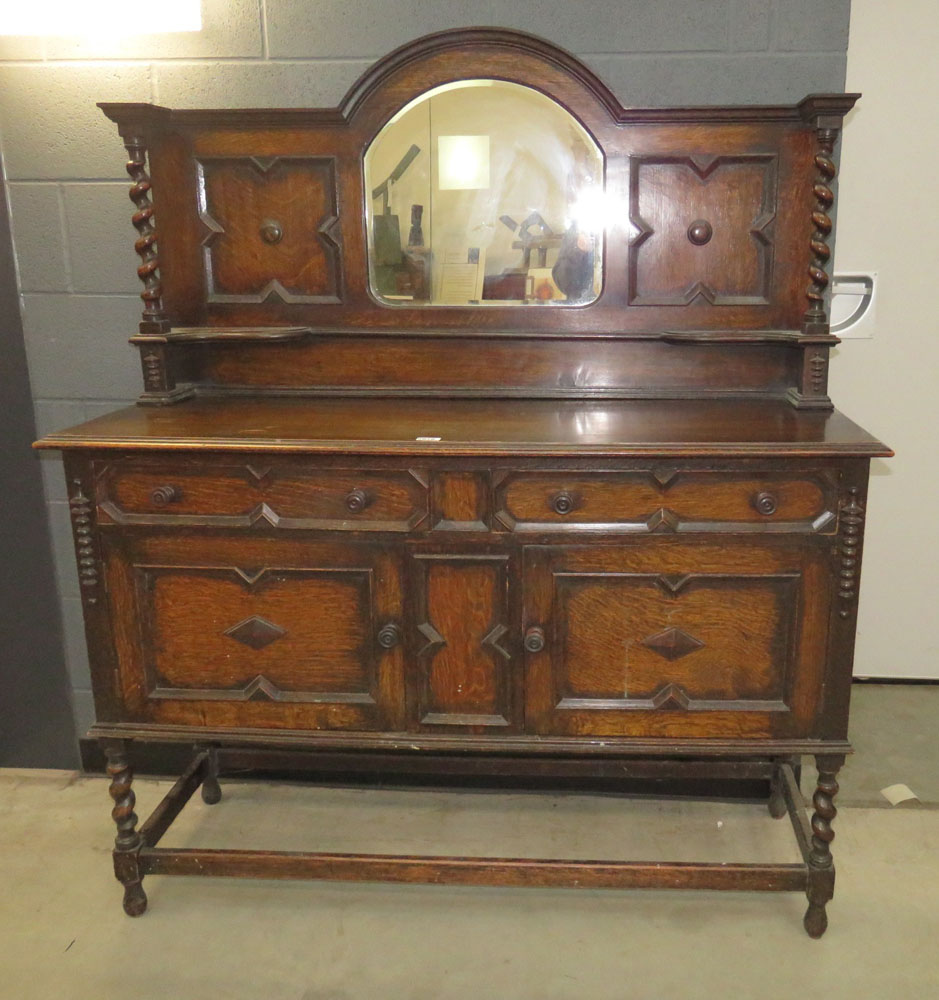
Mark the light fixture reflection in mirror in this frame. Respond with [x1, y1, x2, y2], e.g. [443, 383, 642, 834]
[566, 185, 607, 234]
[438, 136, 491, 191]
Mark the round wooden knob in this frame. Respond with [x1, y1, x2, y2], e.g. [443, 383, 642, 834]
[524, 626, 546, 653]
[150, 485, 181, 506]
[753, 491, 778, 516]
[551, 491, 575, 515]
[345, 488, 371, 513]
[377, 623, 400, 649]
[259, 219, 283, 244]
[687, 219, 713, 246]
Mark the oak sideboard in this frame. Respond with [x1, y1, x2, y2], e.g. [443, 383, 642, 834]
[36, 28, 890, 936]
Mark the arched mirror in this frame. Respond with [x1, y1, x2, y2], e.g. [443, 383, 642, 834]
[364, 80, 604, 307]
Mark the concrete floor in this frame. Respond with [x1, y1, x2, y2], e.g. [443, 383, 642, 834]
[1, 684, 937, 999]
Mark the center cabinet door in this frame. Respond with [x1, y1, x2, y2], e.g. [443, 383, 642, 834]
[523, 542, 832, 740]
[104, 533, 406, 732]
[407, 549, 520, 732]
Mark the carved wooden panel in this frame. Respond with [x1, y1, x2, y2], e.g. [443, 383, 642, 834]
[524, 542, 831, 738]
[410, 553, 514, 729]
[197, 155, 342, 304]
[98, 463, 428, 532]
[557, 573, 794, 702]
[495, 469, 834, 533]
[141, 565, 376, 696]
[431, 473, 489, 531]
[628, 154, 778, 306]
[104, 535, 405, 731]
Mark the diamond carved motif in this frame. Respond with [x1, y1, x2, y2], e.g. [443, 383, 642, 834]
[640, 626, 704, 661]
[224, 615, 287, 650]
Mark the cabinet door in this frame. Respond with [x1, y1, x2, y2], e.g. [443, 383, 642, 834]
[408, 550, 519, 732]
[523, 542, 831, 739]
[104, 533, 405, 732]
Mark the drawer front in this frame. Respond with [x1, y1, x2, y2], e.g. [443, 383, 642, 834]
[103, 534, 406, 731]
[495, 470, 835, 533]
[523, 541, 831, 739]
[98, 463, 428, 531]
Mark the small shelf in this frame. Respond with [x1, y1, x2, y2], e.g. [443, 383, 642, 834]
[660, 330, 840, 346]
[165, 326, 314, 342]
[150, 326, 837, 345]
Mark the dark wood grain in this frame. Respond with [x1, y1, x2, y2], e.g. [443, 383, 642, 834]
[138, 846, 808, 891]
[197, 155, 342, 304]
[411, 552, 515, 731]
[35, 397, 892, 457]
[496, 468, 834, 530]
[213, 747, 777, 780]
[137, 750, 207, 847]
[102, 739, 147, 915]
[104, 534, 407, 733]
[804, 753, 844, 937]
[523, 541, 830, 739]
[99, 462, 429, 531]
[89, 721, 852, 758]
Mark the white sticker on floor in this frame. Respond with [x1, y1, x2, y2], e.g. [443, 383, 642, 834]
[880, 783, 920, 806]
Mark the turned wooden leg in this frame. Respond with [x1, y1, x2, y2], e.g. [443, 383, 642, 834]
[803, 754, 843, 938]
[200, 746, 222, 805]
[768, 762, 787, 819]
[103, 740, 147, 917]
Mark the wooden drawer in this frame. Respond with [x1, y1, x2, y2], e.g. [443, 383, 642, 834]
[494, 469, 835, 533]
[97, 462, 429, 531]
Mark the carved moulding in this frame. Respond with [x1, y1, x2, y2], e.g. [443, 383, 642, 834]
[124, 135, 170, 334]
[196, 155, 343, 305]
[123, 137, 191, 405]
[786, 343, 835, 411]
[803, 128, 838, 334]
[68, 478, 100, 606]
[627, 153, 778, 306]
[836, 486, 865, 619]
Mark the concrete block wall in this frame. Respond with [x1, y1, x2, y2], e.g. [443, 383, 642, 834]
[0, 0, 850, 743]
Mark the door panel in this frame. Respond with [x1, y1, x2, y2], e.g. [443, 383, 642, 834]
[524, 542, 830, 739]
[197, 155, 343, 306]
[409, 551, 517, 730]
[105, 534, 405, 731]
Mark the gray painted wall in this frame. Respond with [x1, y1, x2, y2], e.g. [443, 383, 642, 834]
[0, 0, 850, 750]
[0, 149, 78, 766]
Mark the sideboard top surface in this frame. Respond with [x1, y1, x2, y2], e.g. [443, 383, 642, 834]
[35, 397, 891, 458]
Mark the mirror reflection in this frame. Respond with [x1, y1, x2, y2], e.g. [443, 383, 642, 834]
[365, 80, 604, 307]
